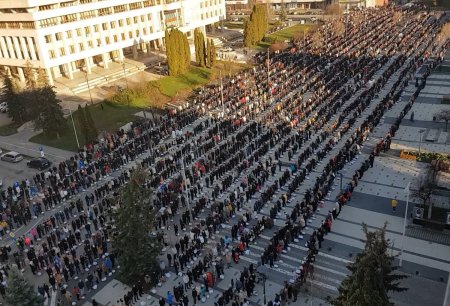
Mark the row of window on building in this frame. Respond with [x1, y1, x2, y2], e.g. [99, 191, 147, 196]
[0, 36, 39, 61]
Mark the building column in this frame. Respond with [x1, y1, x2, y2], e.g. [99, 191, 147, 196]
[71, 61, 77, 73]
[46, 68, 54, 86]
[17, 67, 25, 82]
[147, 42, 152, 56]
[118, 48, 124, 62]
[4, 66, 11, 77]
[158, 38, 164, 51]
[132, 45, 138, 59]
[65, 63, 73, 79]
[85, 58, 92, 74]
[102, 53, 109, 69]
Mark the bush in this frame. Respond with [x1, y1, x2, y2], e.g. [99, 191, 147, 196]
[407, 151, 450, 163]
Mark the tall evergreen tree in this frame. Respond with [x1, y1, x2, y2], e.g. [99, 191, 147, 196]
[5, 266, 45, 306]
[206, 38, 211, 67]
[0, 74, 27, 123]
[166, 29, 190, 75]
[32, 86, 66, 138]
[111, 167, 161, 285]
[244, 4, 268, 47]
[36, 67, 49, 87]
[84, 104, 98, 143]
[330, 224, 407, 306]
[165, 30, 176, 76]
[76, 105, 90, 144]
[244, 19, 254, 47]
[23, 60, 37, 89]
[209, 39, 216, 67]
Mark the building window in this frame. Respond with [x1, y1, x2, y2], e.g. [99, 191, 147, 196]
[49, 50, 56, 59]
[141, 15, 145, 22]
[66, 31, 72, 38]
[76, 28, 82, 36]
[113, 35, 118, 42]
[94, 25, 99, 32]
[59, 48, 66, 56]
[126, 18, 131, 26]
[110, 21, 116, 29]
[69, 45, 75, 54]
[55, 33, 62, 41]
[85, 27, 91, 35]
[118, 20, 124, 27]
[128, 31, 133, 39]
[87, 41, 93, 48]
[80, 10, 96, 20]
[143, 1, 152, 7]
[98, 8, 112, 16]
[105, 37, 110, 44]
[121, 33, 126, 40]
[102, 23, 108, 31]
[79, 43, 85, 51]
[113, 5, 127, 13]
[129, 2, 143, 10]
[44, 35, 52, 43]
[143, 28, 147, 35]
[133, 17, 138, 24]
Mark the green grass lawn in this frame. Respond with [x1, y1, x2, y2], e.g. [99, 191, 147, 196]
[30, 102, 141, 152]
[253, 24, 313, 50]
[152, 66, 213, 98]
[0, 122, 20, 136]
[267, 24, 312, 42]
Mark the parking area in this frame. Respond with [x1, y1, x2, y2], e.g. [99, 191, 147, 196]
[0, 153, 42, 188]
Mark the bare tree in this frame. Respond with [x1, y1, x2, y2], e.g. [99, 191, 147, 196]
[435, 108, 450, 132]
[412, 166, 436, 219]
[437, 22, 450, 44]
[311, 30, 324, 50]
[269, 41, 287, 52]
[334, 20, 346, 37]
[392, 11, 402, 25]
[325, 4, 342, 17]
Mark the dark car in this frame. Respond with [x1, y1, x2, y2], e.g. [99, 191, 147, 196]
[27, 157, 51, 170]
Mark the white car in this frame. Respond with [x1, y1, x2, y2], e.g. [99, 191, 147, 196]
[0, 102, 7, 113]
[1, 151, 23, 163]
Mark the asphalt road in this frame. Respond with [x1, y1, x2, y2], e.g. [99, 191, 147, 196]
[0, 154, 42, 189]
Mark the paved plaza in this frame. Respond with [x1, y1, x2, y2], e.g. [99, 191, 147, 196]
[0, 8, 449, 306]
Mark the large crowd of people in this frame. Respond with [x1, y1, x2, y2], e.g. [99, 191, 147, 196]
[0, 5, 448, 306]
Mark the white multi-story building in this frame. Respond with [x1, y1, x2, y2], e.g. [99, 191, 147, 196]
[0, 0, 225, 85]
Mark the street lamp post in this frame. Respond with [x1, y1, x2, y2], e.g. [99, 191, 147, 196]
[181, 156, 190, 211]
[220, 71, 224, 117]
[418, 129, 426, 154]
[399, 182, 411, 267]
[69, 108, 80, 149]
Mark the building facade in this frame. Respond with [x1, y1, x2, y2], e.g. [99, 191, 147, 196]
[225, 0, 328, 12]
[0, 0, 225, 85]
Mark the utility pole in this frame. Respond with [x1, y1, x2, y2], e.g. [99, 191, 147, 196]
[220, 70, 224, 117]
[399, 182, 411, 267]
[181, 156, 190, 212]
[267, 48, 271, 103]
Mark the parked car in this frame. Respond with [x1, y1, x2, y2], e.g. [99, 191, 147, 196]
[0, 102, 7, 113]
[27, 157, 51, 170]
[1, 151, 23, 163]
